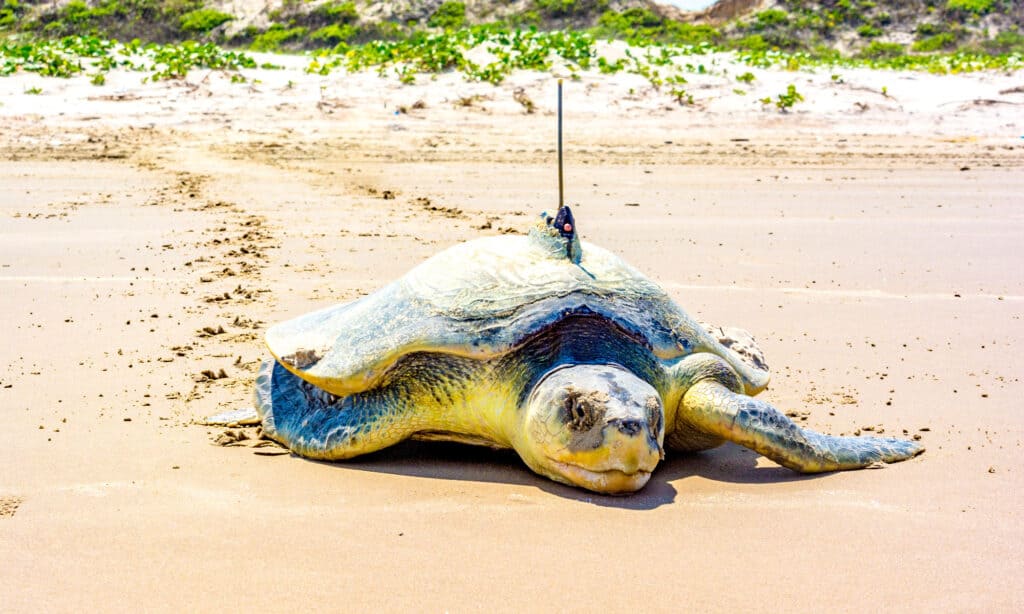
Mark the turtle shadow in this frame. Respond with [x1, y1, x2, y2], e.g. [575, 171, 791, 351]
[661, 443, 823, 486]
[311, 441, 818, 510]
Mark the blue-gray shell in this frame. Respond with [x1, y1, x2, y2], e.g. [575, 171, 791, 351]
[265, 231, 759, 396]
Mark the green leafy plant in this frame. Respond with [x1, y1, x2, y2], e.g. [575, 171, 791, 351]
[733, 34, 768, 52]
[428, 1, 466, 30]
[4, 17, 1024, 93]
[251, 25, 308, 51]
[179, 9, 234, 34]
[670, 87, 693, 105]
[535, 0, 608, 19]
[316, 1, 358, 23]
[913, 33, 957, 52]
[0, 35, 256, 81]
[0, 0, 25, 29]
[857, 24, 882, 38]
[764, 83, 804, 111]
[594, 8, 719, 46]
[946, 0, 993, 15]
[858, 41, 904, 59]
[752, 9, 789, 30]
[310, 23, 357, 44]
[596, 56, 624, 73]
[25, 0, 217, 43]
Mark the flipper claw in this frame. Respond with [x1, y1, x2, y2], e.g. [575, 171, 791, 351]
[202, 407, 260, 427]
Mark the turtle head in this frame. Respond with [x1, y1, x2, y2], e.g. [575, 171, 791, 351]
[531, 206, 582, 263]
[516, 364, 665, 494]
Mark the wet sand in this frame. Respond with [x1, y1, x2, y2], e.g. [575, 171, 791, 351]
[1, 60, 1023, 611]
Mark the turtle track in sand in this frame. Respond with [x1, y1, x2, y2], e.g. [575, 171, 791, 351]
[126, 150, 285, 451]
[0, 496, 23, 518]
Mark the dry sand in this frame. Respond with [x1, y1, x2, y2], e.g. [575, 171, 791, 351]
[1, 53, 1023, 611]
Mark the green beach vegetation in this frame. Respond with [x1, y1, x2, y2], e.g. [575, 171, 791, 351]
[0, 35, 256, 80]
[0, 0, 1021, 90]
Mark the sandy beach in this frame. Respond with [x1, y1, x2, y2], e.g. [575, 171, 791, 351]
[1, 51, 1023, 611]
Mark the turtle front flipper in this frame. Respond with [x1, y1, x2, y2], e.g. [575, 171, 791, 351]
[255, 359, 414, 460]
[681, 379, 924, 473]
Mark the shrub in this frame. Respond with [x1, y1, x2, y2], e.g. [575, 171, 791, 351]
[599, 7, 661, 30]
[858, 41, 904, 58]
[347, 20, 404, 43]
[946, 0, 993, 15]
[535, 0, 607, 19]
[0, 0, 25, 29]
[179, 9, 233, 34]
[316, 1, 358, 23]
[811, 44, 843, 60]
[61, 0, 108, 24]
[251, 24, 307, 51]
[27, 0, 209, 42]
[594, 9, 720, 46]
[666, 22, 720, 46]
[912, 32, 957, 51]
[508, 10, 540, 26]
[857, 24, 881, 38]
[310, 23, 356, 44]
[982, 28, 1024, 53]
[752, 9, 789, 30]
[428, 1, 465, 29]
[733, 34, 769, 51]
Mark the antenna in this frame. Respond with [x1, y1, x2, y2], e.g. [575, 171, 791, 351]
[557, 79, 564, 211]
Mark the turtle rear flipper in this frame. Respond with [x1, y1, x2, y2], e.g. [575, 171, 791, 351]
[202, 360, 278, 428]
[255, 359, 413, 460]
[682, 379, 924, 472]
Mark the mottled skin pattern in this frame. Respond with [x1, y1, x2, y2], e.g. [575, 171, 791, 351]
[210, 209, 923, 494]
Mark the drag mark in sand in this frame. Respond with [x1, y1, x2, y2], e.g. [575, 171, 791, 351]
[0, 496, 23, 518]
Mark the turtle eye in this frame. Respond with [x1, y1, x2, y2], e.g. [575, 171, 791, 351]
[563, 391, 597, 432]
[646, 396, 662, 435]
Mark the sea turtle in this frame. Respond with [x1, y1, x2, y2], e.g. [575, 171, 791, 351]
[207, 207, 923, 494]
